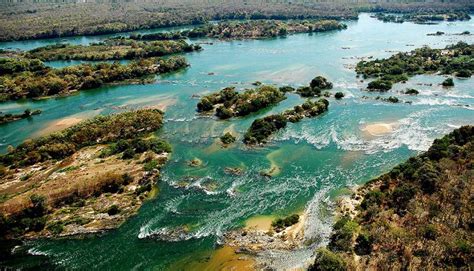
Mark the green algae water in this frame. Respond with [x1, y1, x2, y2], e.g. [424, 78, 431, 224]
[1, 14, 474, 270]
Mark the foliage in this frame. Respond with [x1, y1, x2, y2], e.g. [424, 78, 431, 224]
[374, 11, 470, 24]
[197, 85, 286, 119]
[272, 214, 299, 232]
[0, 109, 41, 124]
[0, 109, 165, 168]
[107, 205, 120, 216]
[404, 88, 419, 95]
[315, 125, 474, 269]
[27, 39, 201, 61]
[442, 78, 454, 87]
[309, 248, 346, 271]
[244, 99, 328, 145]
[0, 56, 188, 102]
[334, 92, 344, 99]
[220, 132, 236, 145]
[356, 42, 473, 91]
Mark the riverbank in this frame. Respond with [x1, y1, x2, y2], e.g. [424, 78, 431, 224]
[0, 109, 171, 239]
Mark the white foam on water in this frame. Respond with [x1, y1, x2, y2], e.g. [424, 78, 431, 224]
[27, 247, 49, 256]
[279, 109, 450, 154]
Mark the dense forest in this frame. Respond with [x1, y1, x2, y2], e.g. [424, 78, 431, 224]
[311, 126, 474, 270]
[26, 38, 201, 61]
[131, 20, 346, 40]
[0, 0, 472, 41]
[356, 42, 473, 91]
[0, 56, 188, 102]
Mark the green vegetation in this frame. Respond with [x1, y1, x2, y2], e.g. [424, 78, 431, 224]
[312, 125, 474, 269]
[356, 42, 473, 91]
[220, 132, 236, 145]
[0, 1, 362, 42]
[309, 248, 346, 271]
[26, 39, 201, 61]
[404, 88, 419, 95]
[442, 77, 454, 87]
[374, 11, 471, 24]
[152, 20, 346, 40]
[334, 92, 344, 99]
[197, 85, 286, 119]
[0, 56, 188, 102]
[0, 194, 47, 239]
[272, 214, 299, 232]
[0, 109, 165, 168]
[244, 99, 328, 145]
[296, 76, 333, 97]
[0, 109, 171, 239]
[0, 109, 41, 124]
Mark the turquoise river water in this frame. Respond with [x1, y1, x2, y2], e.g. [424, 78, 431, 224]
[0, 13, 473, 270]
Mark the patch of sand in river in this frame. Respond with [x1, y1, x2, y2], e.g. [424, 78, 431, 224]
[172, 245, 255, 271]
[35, 109, 103, 137]
[245, 215, 275, 232]
[361, 122, 395, 138]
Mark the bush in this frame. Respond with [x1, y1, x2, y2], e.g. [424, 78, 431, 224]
[354, 233, 373, 255]
[107, 205, 120, 216]
[367, 79, 392, 91]
[272, 214, 299, 232]
[328, 217, 359, 252]
[404, 88, 419, 95]
[220, 132, 236, 145]
[309, 248, 346, 271]
[334, 92, 344, 99]
[442, 78, 454, 87]
[456, 70, 471, 78]
[310, 76, 333, 90]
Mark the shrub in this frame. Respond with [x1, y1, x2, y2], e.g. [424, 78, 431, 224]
[354, 233, 373, 255]
[442, 78, 454, 87]
[334, 92, 344, 99]
[272, 214, 299, 232]
[367, 79, 392, 91]
[309, 248, 346, 271]
[405, 88, 419, 95]
[107, 205, 120, 216]
[456, 70, 471, 78]
[220, 132, 236, 145]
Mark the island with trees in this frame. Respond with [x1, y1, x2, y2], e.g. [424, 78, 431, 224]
[26, 38, 201, 61]
[130, 20, 347, 40]
[197, 85, 286, 119]
[356, 42, 473, 91]
[0, 56, 188, 102]
[0, 109, 41, 124]
[0, 109, 171, 239]
[243, 98, 329, 145]
[373, 11, 471, 24]
[310, 125, 474, 270]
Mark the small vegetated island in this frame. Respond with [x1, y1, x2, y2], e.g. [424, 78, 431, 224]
[356, 42, 473, 91]
[0, 56, 188, 102]
[0, 109, 171, 239]
[243, 98, 328, 145]
[26, 38, 201, 61]
[197, 85, 286, 119]
[197, 76, 333, 145]
[373, 11, 471, 24]
[310, 126, 473, 270]
[0, 109, 41, 124]
[130, 20, 347, 40]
